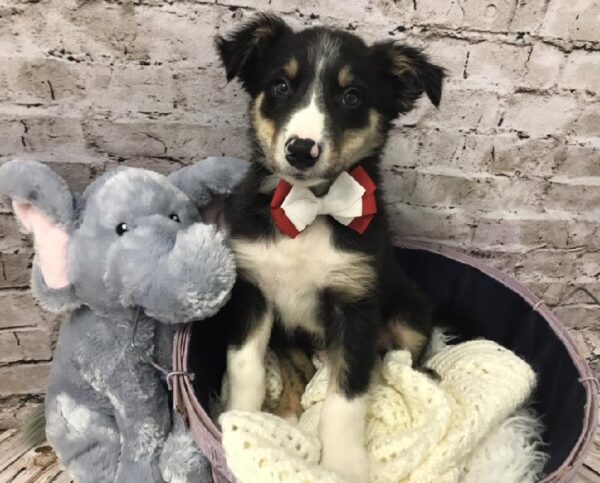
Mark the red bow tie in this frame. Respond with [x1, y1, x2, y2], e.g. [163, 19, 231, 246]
[271, 165, 377, 238]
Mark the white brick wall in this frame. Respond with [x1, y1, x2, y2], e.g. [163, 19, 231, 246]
[0, 0, 598, 428]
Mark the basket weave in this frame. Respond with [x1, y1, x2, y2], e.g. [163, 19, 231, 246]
[171, 240, 599, 483]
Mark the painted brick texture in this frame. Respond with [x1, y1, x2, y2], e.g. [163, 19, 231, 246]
[0, 0, 598, 427]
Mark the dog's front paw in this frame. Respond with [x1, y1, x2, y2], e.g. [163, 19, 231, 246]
[321, 441, 369, 483]
[319, 393, 370, 482]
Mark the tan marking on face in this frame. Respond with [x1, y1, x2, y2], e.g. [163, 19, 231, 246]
[335, 109, 384, 171]
[338, 65, 354, 87]
[283, 57, 299, 79]
[252, 92, 277, 158]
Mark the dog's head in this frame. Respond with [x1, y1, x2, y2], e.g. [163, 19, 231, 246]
[216, 14, 445, 185]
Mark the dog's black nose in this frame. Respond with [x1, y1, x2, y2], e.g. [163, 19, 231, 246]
[285, 137, 320, 170]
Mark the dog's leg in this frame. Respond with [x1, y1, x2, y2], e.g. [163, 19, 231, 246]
[226, 278, 273, 412]
[381, 263, 434, 365]
[319, 293, 377, 483]
[386, 317, 430, 363]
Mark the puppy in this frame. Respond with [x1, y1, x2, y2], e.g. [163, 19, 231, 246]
[215, 14, 445, 482]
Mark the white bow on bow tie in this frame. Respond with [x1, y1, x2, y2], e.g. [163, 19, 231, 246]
[271, 166, 377, 238]
[282, 171, 366, 231]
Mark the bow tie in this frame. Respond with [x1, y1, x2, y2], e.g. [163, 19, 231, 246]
[270, 165, 377, 238]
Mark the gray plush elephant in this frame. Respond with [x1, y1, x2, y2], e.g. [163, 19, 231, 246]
[0, 157, 248, 483]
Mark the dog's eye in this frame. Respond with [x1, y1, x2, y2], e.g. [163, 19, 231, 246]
[271, 78, 291, 98]
[169, 213, 180, 223]
[342, 88, 361, 107]
[115, 222, 128, 236]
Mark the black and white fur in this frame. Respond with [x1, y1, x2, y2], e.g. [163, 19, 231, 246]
[215, 14, 445, 482]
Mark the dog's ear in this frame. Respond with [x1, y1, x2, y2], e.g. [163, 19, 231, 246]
[215, 13, 291, 93]
[370, 41, 446, 117]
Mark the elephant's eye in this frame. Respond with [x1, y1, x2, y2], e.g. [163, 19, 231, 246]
[115, 223, 128, 236]
[169, 214, 180, 223]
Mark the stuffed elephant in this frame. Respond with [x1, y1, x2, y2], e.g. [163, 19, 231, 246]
[0, 157, 248, 483]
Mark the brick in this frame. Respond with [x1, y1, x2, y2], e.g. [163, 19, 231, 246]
[0, 290, 61, 332]
[423, 38, 472, 82]
[0, 6, 45, 57]
[384, 130, 495, 173]
[485, 249, 583, 280]
[569, 327, 600, 360]
[0, 396, 43, 430]
[554, 145, 600, 178]
[95, 64, 177, 115]
[519, 43, 565, 90]
[423, 88, 503, 131]
[463, 41, 531, 92]
[508, 0, 550, 33]
[0, 362, 51, 397]
[84, 119, 249, 159]
[391, 207, 597, 252]
[0, 328, 54, 363]
[559, 51, 600, 93]
[0, 56, 113, 106]
[541, 0, 600, 42]
[552, 305, 598, 329]
[103, 157, 184, 177]
[413, 0, 518, 32]
[13, 58, 85, 103]
[490, 136, 562, 177]
[0, 2, 227, 66]
[543, 178, 600, 214]
[471, 212, 600, 250]
[569, 101, 600, 138]
[383, 168, 546, 212]
[386, 204, 475, 243]
[527, 280, 600, 306]
[501, 93, 579, 137]
[0, 250, 32, 289]
[65, 3, 224, 65]
[214, 0, 274, 10]
[270, 0, 393, 26]
[0, 116, 87, 157]
[0, 119, 28, 156]
[386, 167, 600, 217]
[169, 69, 248, 118]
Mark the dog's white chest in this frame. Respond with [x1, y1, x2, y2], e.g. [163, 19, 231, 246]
[231, 220, 374, 335]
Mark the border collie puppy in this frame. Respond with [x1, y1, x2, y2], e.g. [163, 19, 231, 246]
[216, 14, 445, 482]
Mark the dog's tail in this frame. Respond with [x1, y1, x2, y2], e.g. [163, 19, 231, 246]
[19, 403, 46, 448]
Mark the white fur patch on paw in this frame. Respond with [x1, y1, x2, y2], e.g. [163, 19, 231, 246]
[319, 393, 369, 483]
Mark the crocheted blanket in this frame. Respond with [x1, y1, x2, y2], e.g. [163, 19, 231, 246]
[220, 340, 537, 483]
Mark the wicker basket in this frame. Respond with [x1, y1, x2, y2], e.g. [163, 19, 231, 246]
[171, 240, 598, 483]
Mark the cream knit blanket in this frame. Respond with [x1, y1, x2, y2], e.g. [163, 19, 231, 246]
[220, 340, 536, 483]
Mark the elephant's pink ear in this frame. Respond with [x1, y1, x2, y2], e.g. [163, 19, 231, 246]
[13, 200, 70, 289]
[201, 195, 228, 234]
